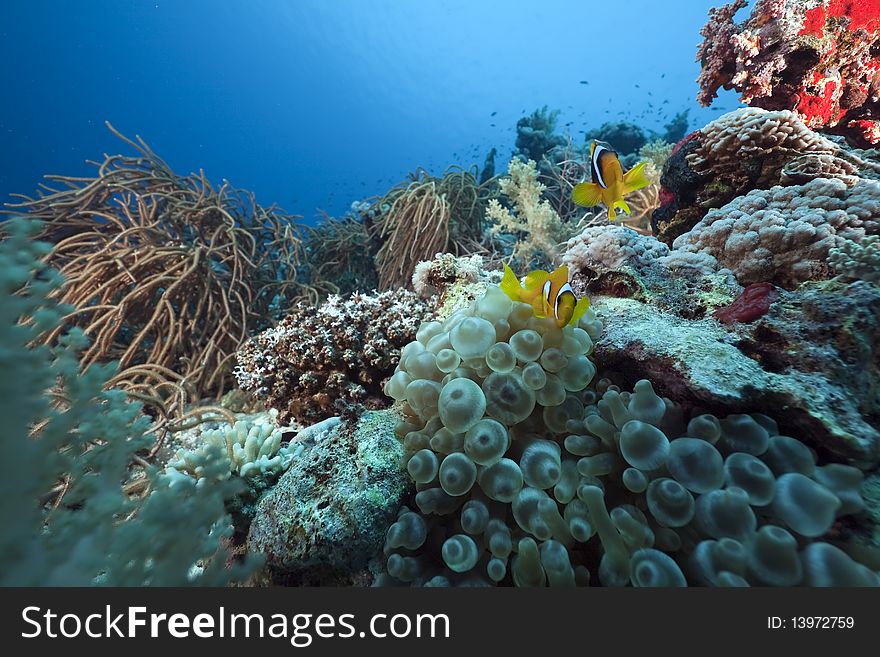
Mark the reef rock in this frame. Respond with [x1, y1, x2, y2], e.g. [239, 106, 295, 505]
[563, 223, 737, 320]
[696, 0, 880, 147]
[591, 283, 880, 468]
[247, 410, 411, 585]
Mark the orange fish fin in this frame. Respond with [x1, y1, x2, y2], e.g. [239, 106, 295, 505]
[622, 161, 651, 194]
[608, 200, 631, 221]
[569, 296, 591, 326]
[548, 265, 569, 283]
[500, 264, 522, 300]
[572, 182, 603, 207]
[522, 269, 549, 291]
[529, 293, 549, 317]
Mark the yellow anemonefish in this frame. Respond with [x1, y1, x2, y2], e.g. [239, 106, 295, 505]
[500, 263, 590, 328]
[571, 140, 651, 220]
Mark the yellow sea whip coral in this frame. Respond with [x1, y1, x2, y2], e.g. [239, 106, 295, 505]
[6, 123, 318, 445]
[371, 167, 490, 290]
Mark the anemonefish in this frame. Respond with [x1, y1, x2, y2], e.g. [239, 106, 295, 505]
[571, 140, 651, 220]
[500, 264, 590, 328]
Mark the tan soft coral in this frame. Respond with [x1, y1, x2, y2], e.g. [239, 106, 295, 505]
[486, 158, 569, 267]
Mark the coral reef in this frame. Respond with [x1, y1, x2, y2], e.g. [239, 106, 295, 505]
[5, 124, 315, 426]
[590, 284, 880, 467]
[234, 289, 433, 426]
[673, 177, 880, 288]
[479, 147, 498, 185]
[486, 158, 570, 267]
[412, 253, 501, 321]
[370, 167, 489, 290]
[663, 110, 691, 144]
[0, 218, 254, 585]
[515, 106, 567, 162]
[652, 108, 880, 244]
[378, 284, 875, 586]
[562, 224, 737, 320]
[696, 0, 880, 147]
[8, 0, 880, 592]
[248, 410, 409, 585]
[585, 121, 648, 157]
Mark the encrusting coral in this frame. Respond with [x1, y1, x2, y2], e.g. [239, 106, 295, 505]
[673, 177, 880, 288]
[696, 0, 880, 147]
[377, 282, 877, 586]
[247, 410, 410, 585]
[234, 289, 433, 426]
[5, 123, 319, 437]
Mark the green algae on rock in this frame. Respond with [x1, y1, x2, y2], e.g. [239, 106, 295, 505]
[247, 409, 411, 585]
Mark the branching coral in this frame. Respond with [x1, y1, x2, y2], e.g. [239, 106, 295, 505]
[487, 158, 571, 268]
[673, 178, 880, 288]
[234, 289, 433, 426]
[167, 410, 303, 481]
[5, 123, 317, 430]
[371, 167, 489, 290]
[696, 0, 880, 146]
[828, 235, 880, 283]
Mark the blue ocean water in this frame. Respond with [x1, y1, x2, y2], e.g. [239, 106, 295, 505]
[0, 0, 743, 223]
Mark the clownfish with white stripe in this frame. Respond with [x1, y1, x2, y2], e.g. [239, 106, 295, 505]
[500, 263, 590, 328]
[571, 140, 651, 220]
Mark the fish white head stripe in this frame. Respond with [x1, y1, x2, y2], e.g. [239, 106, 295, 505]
[554, 283, 573, 319]
[592, 144, 607, 189]
[542, 279, 552, 308]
